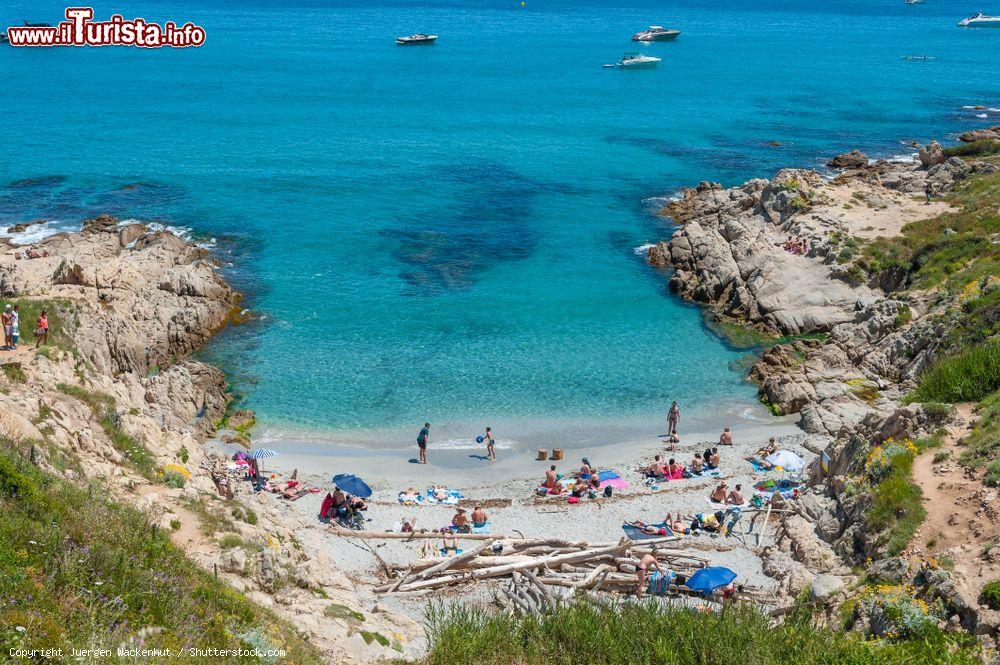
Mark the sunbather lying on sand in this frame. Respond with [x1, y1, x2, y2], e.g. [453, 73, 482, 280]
[430, 485, 450, 502]
[626, 521, 669, 536]
[664, 513, 692, 535]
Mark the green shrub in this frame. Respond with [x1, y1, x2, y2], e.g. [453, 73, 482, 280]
[943, 140, 1000, 158]
[894, 304, 913, 328]
[0, 440, 321, 662]
[1, 364, 26, 383]
[169, 518, 181, 530]
[986, 460, 1000, 487]
[419, 599, 978, 665]
[980, 580, 1000, 609]
[867, 446, 925, 556]
[325, 603, 365, 622]
[908, 343, 1000, 403]
[162, 471, 186, 488]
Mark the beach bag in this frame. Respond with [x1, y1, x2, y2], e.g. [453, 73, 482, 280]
[603, 486, 613, 498]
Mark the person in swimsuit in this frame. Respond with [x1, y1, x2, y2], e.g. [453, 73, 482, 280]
[710, 482, 728, 503]
[2, 306, 11, 350]
[471, 505, 488, 527]
[636, 550, 663, 597]
[35, 310, 48, 348]
[703, 446, 715, 469]
[484, 426, 495, 461]
[416, 422, 430, 464]
[451, 507, 471, 533]
[667, 401, 680, 436]
[646, 455, 665, 477]
[719, 427, 733, 446]
[727, 484, 744, 506]
[544, 465, 559, 491]
[690, 453, 703, 474]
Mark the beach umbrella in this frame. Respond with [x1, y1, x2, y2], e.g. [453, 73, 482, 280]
[331, 473, 372, 498]
[765, 450, 805, 471]
[686, 567, 737, 593]
[246, 448, 279, 460]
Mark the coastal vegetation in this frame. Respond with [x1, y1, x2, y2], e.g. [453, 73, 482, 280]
[416, 600, 978, 665]
[0, 438, 322, 663]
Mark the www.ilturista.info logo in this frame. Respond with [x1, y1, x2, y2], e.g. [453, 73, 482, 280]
[4, 7, 205, 48]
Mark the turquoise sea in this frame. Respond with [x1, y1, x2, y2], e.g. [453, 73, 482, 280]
[1, 0, 998, 447]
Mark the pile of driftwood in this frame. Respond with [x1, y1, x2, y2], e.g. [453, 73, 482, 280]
[375, 535, 716, 602]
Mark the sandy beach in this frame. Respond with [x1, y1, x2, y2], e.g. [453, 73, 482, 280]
[231, 410, 813, 647]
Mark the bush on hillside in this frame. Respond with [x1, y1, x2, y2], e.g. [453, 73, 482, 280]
[908, 343, 1000, 404]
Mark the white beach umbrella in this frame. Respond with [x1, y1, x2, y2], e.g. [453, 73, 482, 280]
[765, 450, 805, 471]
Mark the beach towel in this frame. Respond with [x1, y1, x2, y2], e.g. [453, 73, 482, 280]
[425, 487, 463, 505]
[472, 522, 492, 535]
[622, 522, 673, 541]
[748, 459, 771, 473]
[705, 497, 750, 509]
[598, 471, 630, 490]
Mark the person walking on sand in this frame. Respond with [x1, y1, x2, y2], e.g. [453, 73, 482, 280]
[667, 401, 680, 437]
[925, 180, 933, 205]
[35, 310, 49, 348]
[483, 426, 495, 461]
[416, 422, 430, 464]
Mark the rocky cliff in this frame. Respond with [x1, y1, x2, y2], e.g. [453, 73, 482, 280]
[0, 216, 416, 663]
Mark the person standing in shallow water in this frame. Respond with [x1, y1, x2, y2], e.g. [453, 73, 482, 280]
[667, 401, 680, 437]
[416, 422, 430, 464]
[484, 426, 495, 461]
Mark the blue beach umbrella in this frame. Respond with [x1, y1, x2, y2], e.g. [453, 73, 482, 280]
[686, 567, 737, 593]
[331, 473, 373, 498]
[246, 448, 279, 459]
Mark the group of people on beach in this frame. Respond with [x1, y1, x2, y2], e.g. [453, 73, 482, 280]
[1, 304, 48, 351]
[415, 422, 495, 464]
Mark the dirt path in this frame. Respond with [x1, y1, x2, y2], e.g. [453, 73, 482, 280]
[907, 404, 1000, 605]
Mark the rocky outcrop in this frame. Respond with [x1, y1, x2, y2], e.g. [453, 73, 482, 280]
[959, 125, 1000, 143]
[0, 218, 412, 663]
[827, 150, 869, 169]
[918, 141, 946, 167]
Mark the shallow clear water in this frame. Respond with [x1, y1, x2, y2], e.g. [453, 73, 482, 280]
[1, 0, 998, 442]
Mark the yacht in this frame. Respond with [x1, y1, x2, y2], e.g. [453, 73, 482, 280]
[604, 53, 662, 69]
[396, 33, 438, 45]
[958, 12, 1000, 26]
[631, 25, 681, 41]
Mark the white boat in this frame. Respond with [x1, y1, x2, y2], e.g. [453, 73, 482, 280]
[905, 0, 925, 5]
[631, 25, 681, 41]
[604, 53, 662, 69]
[396, 33, 438, 45]
[958, 12, 1000, 26]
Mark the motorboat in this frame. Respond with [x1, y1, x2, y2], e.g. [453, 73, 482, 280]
[905, 0, 925, 5]
[631, 25, 681, 41]
[396, 33, 438, 45]
[958, 12, 1000, 26]
[604, 53, 662, 69]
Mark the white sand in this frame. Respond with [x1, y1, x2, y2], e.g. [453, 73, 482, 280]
[235, 411, 817, 638]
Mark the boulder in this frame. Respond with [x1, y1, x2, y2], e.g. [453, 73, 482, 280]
[866, 556, 910, 584]
[958, 126, 1000, 143]
[221, 547, 247, 574]
[918, 141, 946, 167]
[827, 150, 869, 169]
[810, 574, 845, 600]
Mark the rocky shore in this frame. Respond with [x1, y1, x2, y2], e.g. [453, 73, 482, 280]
[647, 137, 1000, 646]
[0, 217, 416, 663]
